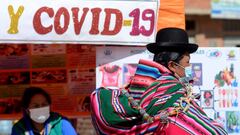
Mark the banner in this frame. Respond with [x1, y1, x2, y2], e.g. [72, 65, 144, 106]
[0, 0, 158, 45]
[211, 0, 240, 19]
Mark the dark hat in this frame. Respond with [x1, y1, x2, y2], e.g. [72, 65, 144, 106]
[147, 27, 198, 54]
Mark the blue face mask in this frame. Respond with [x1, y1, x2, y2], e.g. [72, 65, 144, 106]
[184, 66, 193, 78]
[174, 63, 193, 83]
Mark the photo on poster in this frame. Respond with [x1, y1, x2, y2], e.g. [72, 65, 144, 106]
[226, 111, 240, 134]
[0, 71, 30, 85]
[0, 45, 29, 69]
[0, 98, 21, 114]
[214, 63, 237, 87]
[200, 90, 214, 109]
[31, 69, 67, 84]
[0, 44, 29, 56]
[215, 111, 226, 129]
[192, 63, 203, 86]
[217, 88, 239, 109]
[123, 63, 137, 85]
[98, 64, 122, 88]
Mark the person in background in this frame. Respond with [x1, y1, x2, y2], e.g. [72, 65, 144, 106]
[11, 87, 77, 135]
[91, 28, 227, 134]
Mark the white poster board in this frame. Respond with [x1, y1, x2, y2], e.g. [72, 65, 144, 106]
[96, 46, 240, 134]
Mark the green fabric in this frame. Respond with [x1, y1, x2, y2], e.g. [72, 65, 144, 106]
[99, 88, 140, 127]
[144, 82, 183, 115]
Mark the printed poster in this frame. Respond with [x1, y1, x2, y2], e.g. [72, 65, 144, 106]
[96, 46, 152, 88]
[0, 45, 29, 69]
[0, 44, 96, 119]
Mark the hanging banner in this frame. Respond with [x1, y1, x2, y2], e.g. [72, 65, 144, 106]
[211, 0, 240, 19]
[0, 0, 158, 45]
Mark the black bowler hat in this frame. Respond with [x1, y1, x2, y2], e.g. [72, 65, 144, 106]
[147, 27, 198, 54]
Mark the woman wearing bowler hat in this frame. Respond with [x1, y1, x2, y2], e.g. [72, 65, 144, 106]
[91, 28, 227, 134]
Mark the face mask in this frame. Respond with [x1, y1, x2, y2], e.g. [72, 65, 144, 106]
[29, 106, 50, 124]
[184, 66, 193, 78]
[174, 63, 193, 84]
[174, 62, 193, 78]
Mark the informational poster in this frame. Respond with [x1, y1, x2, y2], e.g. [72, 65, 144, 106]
[96, 46, 152, 88]
[96, 46, 240, 135]
[193, 48, 240, 135]
[0, 44, 95, 118]
[67, 45, 96, 95]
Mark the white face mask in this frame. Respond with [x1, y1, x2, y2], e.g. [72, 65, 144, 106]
[29, 106, 50, 123]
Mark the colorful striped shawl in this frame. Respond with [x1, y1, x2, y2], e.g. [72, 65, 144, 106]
[91, 59, 227, 135]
